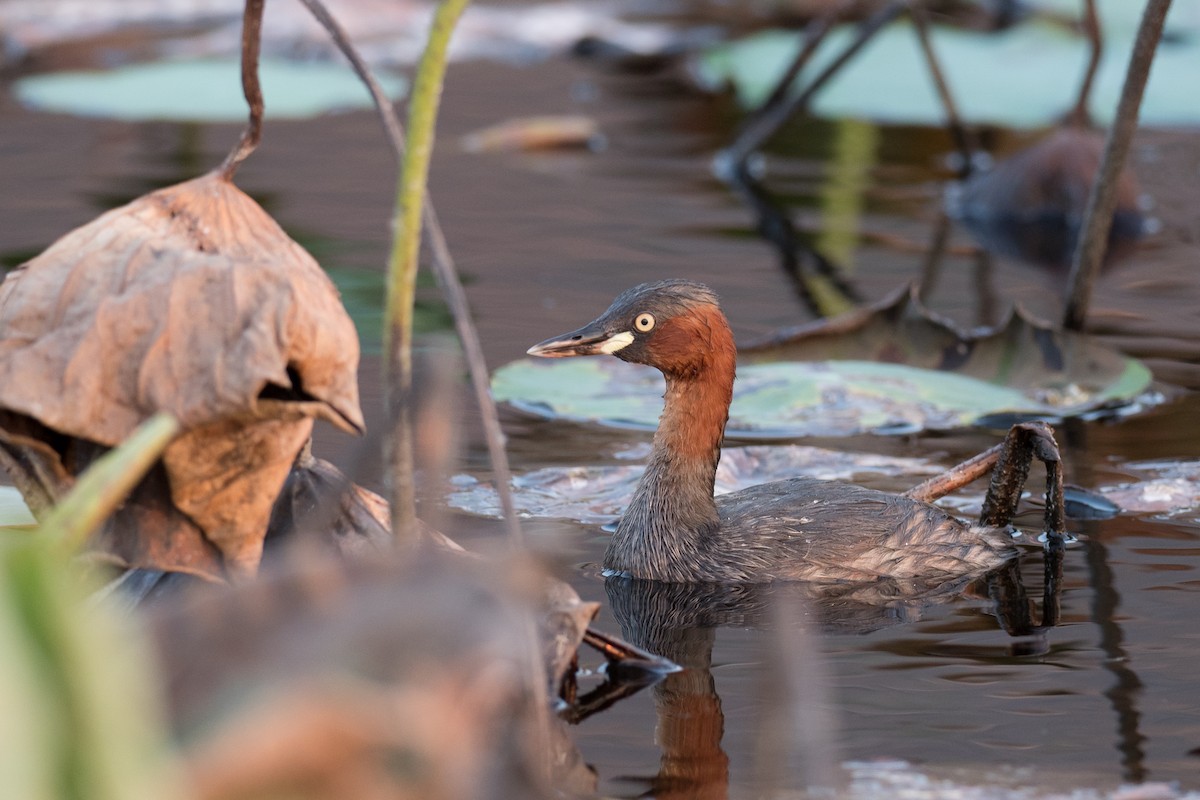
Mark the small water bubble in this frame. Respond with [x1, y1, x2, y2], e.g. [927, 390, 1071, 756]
[1038, 530, 1079, 545]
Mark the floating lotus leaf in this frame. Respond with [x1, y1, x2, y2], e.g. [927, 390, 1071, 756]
[0, 171, 363, 580]
[13, 58, 407, 122]
[495, 287, 1151, 437]
[695, 15, 1200, 127]
[492, 357, 1146, 438]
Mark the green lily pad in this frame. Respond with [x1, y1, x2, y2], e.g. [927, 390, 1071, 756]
[496, 288, 1153, 437]
[13, 58, 407, 122]
[694, 12, 1200, 128]
[492, 319, 1147, 441]
[494, 356, 1127, 438]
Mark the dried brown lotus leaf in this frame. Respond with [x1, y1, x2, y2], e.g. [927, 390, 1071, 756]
[265, 451, 393, 561]
[0, 171, 363, 442]
[88, 464, 225, 580]
[541, 579, 600, 698]
[0, 171, 365, 580]
[163, 412, 315, 579]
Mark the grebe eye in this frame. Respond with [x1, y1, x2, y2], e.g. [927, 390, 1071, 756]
[634, 313, 655, 332]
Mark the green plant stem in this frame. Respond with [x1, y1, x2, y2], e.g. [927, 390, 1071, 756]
[384, 0, 470, 542]
[299, 0, 524, 547]
[40, 414, 180, 554]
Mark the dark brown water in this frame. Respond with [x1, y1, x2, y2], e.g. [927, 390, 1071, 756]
[4, 46, 1200, 797]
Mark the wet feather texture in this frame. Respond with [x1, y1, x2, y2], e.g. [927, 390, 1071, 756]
[530, 280, 1015, 584]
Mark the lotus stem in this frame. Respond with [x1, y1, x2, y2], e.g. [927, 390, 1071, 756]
[1063, 0, 1172, 331]
[383, 0, 470, 542]
[299, 0, 524, 546]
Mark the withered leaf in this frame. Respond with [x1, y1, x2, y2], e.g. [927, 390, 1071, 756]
[540, 578, 600, 700]
[0, 171, 364, 580]
[0, 171, 362, 441]
[163, 412, 315, 577]
[265, 449, 394, 562]
[461, 115, 603, 153]
[740, 283, 1150, 412]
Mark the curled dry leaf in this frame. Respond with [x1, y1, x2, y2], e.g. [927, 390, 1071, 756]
[740, 283, 1152, 415]
[540, 577, 600, 699]
[0, 171, 363, 580]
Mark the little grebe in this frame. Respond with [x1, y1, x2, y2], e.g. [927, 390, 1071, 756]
[527, 279, 1019, 584]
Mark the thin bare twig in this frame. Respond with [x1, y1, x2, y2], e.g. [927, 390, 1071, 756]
[219, 0, 266, 179]
[760, 0, 855, 111]
[299, 0, 524, 546]
[720, 1, 904, 168]
[1069, 0, 1103, 127]
[909, 2, 975, 177]
[1063, 0, 1172, 331]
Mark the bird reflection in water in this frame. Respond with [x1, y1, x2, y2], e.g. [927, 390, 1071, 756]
[568, 557, 1062, 798]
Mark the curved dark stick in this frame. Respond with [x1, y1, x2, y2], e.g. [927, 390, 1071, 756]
[219, 0, 266, 180]
[977, 421, 1065, 540]
[909, 3, 975, 178]
[1069, 0, 1103, 127]
[724, 164, 861, 315]
[903, 441, 1002, 503]
[757, 0, 853, 115]
[1086, 532, 1148, 781]
[916, 211, 952, 302]
[1063, 0, 1172, 331]
[719, 1, 905, 168]
[297, 0, 524, 546]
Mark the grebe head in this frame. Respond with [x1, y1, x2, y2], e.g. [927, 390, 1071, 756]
[527, 280, 728, 378]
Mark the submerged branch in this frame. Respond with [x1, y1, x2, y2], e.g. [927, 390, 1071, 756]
[219, 0, 266, 180]
[300, 0, 524, 546]
[1063, 0, 1171, 331]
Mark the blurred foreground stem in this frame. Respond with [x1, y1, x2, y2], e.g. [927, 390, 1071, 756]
[384, 0, 470, 542]
[301, 0, 524, 546]
[41, 413, 180, 554]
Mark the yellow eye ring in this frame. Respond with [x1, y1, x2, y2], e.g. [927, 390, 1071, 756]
[634, 313, 655, 332]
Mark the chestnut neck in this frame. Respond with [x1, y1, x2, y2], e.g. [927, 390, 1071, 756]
[606, 307, 737, 580]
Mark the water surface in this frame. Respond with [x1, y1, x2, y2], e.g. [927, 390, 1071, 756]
[3, 43, 1200, 797]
